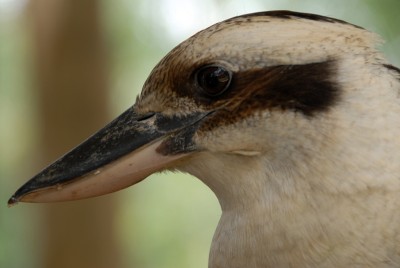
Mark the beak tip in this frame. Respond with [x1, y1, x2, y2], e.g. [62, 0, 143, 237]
[7, 196, 19, 207]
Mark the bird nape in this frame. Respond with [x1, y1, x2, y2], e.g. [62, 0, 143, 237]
[9, 10, 400, 268]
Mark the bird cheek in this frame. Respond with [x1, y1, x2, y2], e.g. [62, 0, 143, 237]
[193, 124, 264, 156]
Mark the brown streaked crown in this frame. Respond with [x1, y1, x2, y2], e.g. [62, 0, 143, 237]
[227, 10, 364, 29]
[134, 11, 381, 127]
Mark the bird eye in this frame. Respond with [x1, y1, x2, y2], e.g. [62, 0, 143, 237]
[196, 65, 232, 96]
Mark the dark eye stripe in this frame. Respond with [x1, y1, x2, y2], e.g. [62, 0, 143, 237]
[230, 61, 340, 116]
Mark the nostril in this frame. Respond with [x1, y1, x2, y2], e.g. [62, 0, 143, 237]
[137, 112, 156, 121]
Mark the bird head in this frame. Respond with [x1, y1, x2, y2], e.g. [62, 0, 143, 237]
[9, 11, 400, 211]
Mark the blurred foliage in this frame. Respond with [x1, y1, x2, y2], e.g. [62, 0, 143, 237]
[0, 2, 38, 268]
[1, 0, 399, 268]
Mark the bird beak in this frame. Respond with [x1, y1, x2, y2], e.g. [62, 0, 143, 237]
[8, 108, 210, 205]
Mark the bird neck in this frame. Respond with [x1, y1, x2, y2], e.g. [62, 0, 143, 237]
[183, 129, 400, 267]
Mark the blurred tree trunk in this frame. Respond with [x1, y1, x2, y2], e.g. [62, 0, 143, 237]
[30, 1, 124, 267]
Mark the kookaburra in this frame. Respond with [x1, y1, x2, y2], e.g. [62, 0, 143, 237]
[9, 11, 400, 267]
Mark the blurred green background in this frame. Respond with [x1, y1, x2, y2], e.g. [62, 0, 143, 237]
[1, 0, 399, 267]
